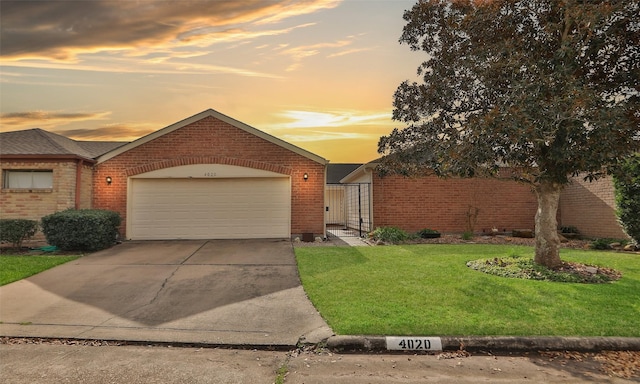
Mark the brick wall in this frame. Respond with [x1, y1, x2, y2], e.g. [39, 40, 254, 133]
[1, 159, 93, 239]
[372, 173, 537, 233]
[559, 175, 626, 239]
[93, 115, 325, 238]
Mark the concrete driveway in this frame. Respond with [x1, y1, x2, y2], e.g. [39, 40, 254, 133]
[0, 239, 331, 347]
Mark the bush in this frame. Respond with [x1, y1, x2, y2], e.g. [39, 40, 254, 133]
[416, 228, 441, 239]
[559, 226, 579, 234]
[613, 154, 640, 245]
[41, 209, 121, 252]
[462, 231, 474, 240]
[0, 219, 39, 248]
[370, 227, 410, 244]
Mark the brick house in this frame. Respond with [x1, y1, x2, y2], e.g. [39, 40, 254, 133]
[0, 129, 123, 225]
[1, 109, 327, 241]
[1, 109, 627, 241]
[336, 161, 628, 239]
[92, 109, 327, 240]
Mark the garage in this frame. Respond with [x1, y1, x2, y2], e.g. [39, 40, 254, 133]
[95, 109, 327, 240]
[128, 164, 291, 240]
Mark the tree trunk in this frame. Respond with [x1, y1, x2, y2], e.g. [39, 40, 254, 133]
[533, 181, 563, 269]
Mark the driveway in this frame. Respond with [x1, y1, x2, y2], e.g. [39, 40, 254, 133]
[0, 239, 331, 347]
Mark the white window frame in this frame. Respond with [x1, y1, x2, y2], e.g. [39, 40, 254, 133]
[2, 170, 54, 189]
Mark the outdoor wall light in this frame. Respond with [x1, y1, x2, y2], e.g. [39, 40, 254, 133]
[106, 176, 112, 185]
[303, 173, 309, 181]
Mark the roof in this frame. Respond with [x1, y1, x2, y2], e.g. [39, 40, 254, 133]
[0, 128, 126, 160]
[340, 160, 380, 183]
[97, 109, 328, 165]
[326, 163, 362, 184]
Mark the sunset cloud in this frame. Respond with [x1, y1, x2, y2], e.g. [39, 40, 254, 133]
[59, 124, 156, 141]
[0, 111, 111, 129]
[0, 0, 340, 62]
[272, 110, 392, 129]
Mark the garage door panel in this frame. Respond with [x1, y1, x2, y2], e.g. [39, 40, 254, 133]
[130, 178, 290, 240]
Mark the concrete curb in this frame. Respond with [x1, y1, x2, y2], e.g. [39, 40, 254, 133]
[325, 335, 640, 353]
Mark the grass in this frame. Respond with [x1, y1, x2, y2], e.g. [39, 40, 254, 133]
[0, 255, 80, 286]
[295, 244, 640, 337]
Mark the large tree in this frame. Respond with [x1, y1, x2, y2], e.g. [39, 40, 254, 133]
[379, 0, 639, 268]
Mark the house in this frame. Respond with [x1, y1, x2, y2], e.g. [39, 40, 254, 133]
[0, 128, 124, 224]
[1, 109, 627, 241]
[1, 109, 328, 241]
[336, 160, 627, 239]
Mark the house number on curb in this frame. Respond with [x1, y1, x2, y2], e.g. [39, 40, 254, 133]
[386, 337, 443, 351]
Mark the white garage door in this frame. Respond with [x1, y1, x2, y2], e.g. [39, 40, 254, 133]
[129, 178, 290, 240]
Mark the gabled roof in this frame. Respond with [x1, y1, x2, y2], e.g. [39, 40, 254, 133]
[340, 160, 380, 183]
[96, 109, 328, 165]
[0, 128, 126, 160]
[327, 163, 362, 184]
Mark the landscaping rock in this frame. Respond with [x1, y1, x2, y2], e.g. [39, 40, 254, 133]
[512, 229, 534, 238]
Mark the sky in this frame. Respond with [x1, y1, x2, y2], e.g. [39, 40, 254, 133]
[0, 0, 423, 163]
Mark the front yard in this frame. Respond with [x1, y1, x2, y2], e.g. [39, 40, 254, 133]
[0, 255, 79, 286]
[295, 244, 640, 337]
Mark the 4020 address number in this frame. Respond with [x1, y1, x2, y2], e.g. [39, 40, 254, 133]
[386, 336, 443, 351]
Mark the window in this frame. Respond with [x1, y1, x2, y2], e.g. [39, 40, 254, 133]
[3, 170, 53, 189]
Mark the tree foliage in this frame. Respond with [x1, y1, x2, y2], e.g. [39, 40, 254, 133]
[613, 153, 640, 246]
[379, 0, 639, 267]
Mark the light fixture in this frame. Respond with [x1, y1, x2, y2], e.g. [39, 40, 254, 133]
[106, 176, 112, 185]
[303, 173, 308, 181]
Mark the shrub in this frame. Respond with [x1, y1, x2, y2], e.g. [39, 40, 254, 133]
[41, 209, 121, 252]
[416, 228, 441, 239]
[559, 226, 579, 234]
[461, 231, 474, 240]
[0, 219, 39, 248]
[613, 154, 640, 245]
[370, 227, 410, 244]
[590, 238, 628, 250]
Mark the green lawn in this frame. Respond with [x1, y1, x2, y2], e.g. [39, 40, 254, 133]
[0, 255, 79, 286]
[295, 244, 640, 337]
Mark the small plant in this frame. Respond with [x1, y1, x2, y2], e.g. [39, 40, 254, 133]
[465, 205, 480, 234]
[0, 219, 39, 249]
[370, 227, 410, 244]
[417, 228, 441, 239]
[461, 231, 474, 240]
[590, 238, 628, 250]
[560, 226, 579, 234]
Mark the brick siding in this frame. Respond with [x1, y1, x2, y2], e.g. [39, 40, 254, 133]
[1, 160, 93, 239]
[93, 115, 325, 238]
[372, 173, 538, 233]
[559, 175, 626, 239]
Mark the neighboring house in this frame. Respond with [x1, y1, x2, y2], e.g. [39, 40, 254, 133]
[0, 128, 124, 224]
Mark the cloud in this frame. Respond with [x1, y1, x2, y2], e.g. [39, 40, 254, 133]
[0, 0, 340, 62]
[58, 125, 156, 141]
[281, 131, 375, 142]
[327, 47, 373, 58]
[272, 110, 392, 129]
[0, 111, 111, 129]
[281, 40, 352, 71]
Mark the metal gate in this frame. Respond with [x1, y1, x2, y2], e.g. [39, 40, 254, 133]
[325, 183, 371, 237]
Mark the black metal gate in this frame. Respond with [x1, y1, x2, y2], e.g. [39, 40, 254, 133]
[325, 183, 371, 237]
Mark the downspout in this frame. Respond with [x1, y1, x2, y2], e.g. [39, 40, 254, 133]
[75, 159, 83, 209]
